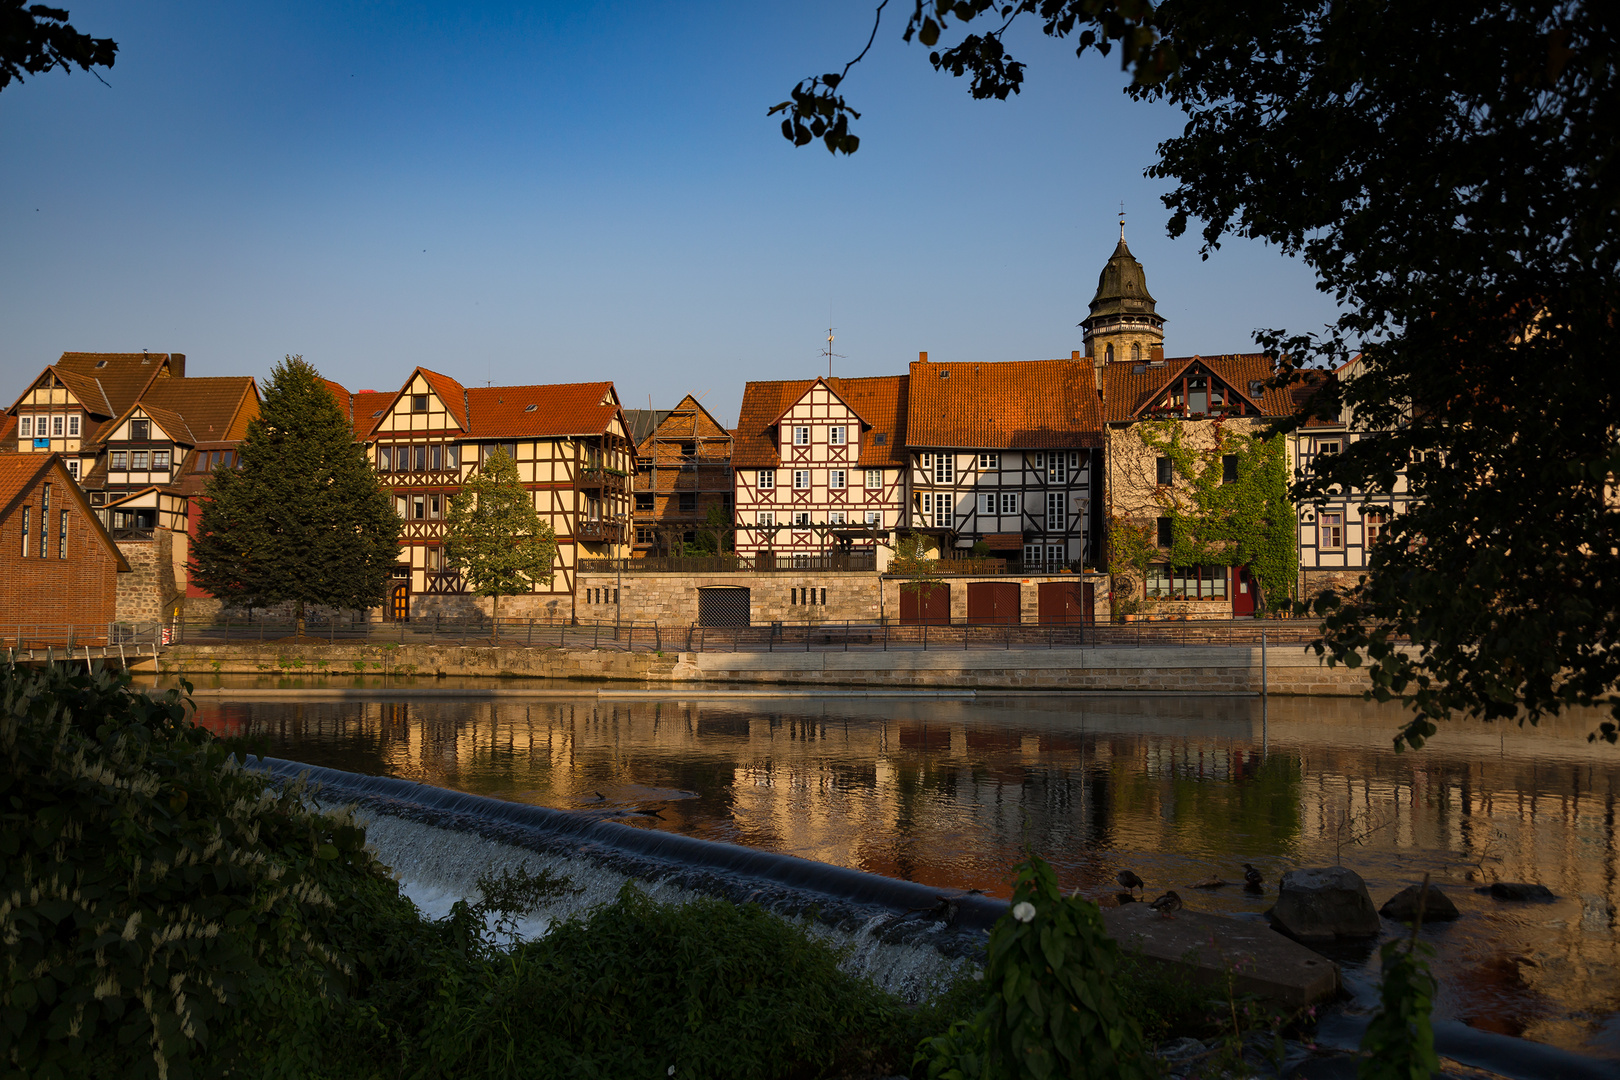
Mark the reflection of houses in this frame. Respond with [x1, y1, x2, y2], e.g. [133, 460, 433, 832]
[905, 352, 1103, 571]
[1092, 236, 1296, 617]
[732, 376, 908, 566]
[358, 367, 634, 620]
[1291, 355, 1414, 601]
[0, 454, 131, 642]
[629, 394, 734, 557]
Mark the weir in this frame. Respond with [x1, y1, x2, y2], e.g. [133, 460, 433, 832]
[250, 757, 1005, 999]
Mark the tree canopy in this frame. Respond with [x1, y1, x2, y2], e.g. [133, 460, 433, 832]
[190, 355, 402, 629]
[1, 2, 116, 91]
[780, 0, 1620, 747]
[443, 448, 557, 625]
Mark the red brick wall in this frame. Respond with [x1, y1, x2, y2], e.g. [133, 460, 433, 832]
[0, 478, 123, 644]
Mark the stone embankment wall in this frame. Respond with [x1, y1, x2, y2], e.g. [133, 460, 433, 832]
[115, 533, 180, 624]
[151, 640, 1384, 696]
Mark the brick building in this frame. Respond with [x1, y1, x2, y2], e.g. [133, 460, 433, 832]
[631, 394, 733, 556]
[0, 455, 131, 644]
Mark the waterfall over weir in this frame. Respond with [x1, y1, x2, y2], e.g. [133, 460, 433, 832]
[251, 758, 1005, 1001]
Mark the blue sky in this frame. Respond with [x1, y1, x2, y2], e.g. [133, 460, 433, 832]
[0, 1, 1338, 427]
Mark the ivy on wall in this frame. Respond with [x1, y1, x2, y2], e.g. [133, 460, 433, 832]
[1132, 419, 1298, 611]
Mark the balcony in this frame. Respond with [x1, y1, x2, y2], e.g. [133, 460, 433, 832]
[575, 518, 626, 543]
[577, 466, 629, 494]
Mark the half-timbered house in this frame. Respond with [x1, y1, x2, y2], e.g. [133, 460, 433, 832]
[362, 367, 634, 619]
[905, 352, 1104, 571]
[3, 352, 184, 484]
[732, 376, 908, 566]
[631, 394, 734, 556]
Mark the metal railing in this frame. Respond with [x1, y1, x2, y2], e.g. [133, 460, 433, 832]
[580, 551, 879, 574]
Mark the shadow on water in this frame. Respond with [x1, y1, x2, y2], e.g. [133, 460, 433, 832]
[188, 687, 1620, 1062]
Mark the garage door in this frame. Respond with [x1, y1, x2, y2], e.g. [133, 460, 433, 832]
[966, 581, 1021, 624]
[898, 583, 951, 625]
[697, 587, 751, 627]
[1037, 581, 1094, 625]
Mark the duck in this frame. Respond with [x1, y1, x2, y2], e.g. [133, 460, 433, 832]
[1117, 869, 1145, 895]
[1243, 863, 1265, 892]
[1148, 890, 1183, 919]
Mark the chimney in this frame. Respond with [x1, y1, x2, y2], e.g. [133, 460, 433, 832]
[169, 353, 186, 378]
[1149, 343, 1164, 363]
[1071, 350, 1081, 362]
[918, 351, 928, 363]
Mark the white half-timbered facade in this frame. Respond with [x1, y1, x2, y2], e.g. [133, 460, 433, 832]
[731, 376, 908, 565]
[905, 354, 1103, 571]
[358, 367, 634, 619]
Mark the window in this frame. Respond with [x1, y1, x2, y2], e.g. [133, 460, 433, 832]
[20, 506, 28, 557]
[131, 451, 149, 470]
[1047, 453, 1071, 484]
[793, 470, 811, 489]
[1132, 343, 1142, 362]
[829, 469, 846, 490]
[67, 415, 79, 436]
[1024, 542, 1042, 568]
[153, 450, 170, 470]
[482, 442, 517, 462]
[865, 469, 882, 489]
[979, 492, 995, 515]
[637, 527, 655, 544]
[429, 494, 442, 519]
[1000, 492, 1019, 515]
[934, 499, 953, 529]
[1156, 457, 1174, 485]
[919, 452, 931, 468]
[18, 418, 29, 438]
[378, 446, 392, 471]
[58, 509, 68, 559]
[412, 495, 425, 520]
[1222, 455, 1238, 484]
[636, 493, 654, 511]
[756, 511, 775, 527]
[1105, 343, 1114, 363]
[873, 433, 886, 445]
[792, 511, 811, 528]
[414, 445, 427, 471]
[130, 419, 149, 441]
[829, 511, 847, 525]
[1318, 512, 1344, 549]
[1147, 565, 1228, 599]
[829, 425, 847, 445]
[1364, 509, 1388, 545]
[430, 444, 443, 471]
[1046, 543, 1066, 568]
[865, 511, 881, 526]
[934, 455, 954, 484]
[40, 485, 49, 558]
[758, 469, 775, 489]
[52, 415, 64, 437]
[679, 493, 696, 512]
[445, 445, 458, 469]
[110, 451, 128, 470]
[792, 426, 810, 446]
[1249, 380, 1265, 399]
[1316, 439, 1342, 456]
[1046, 492, 1065, 531]
[66, 460, 79, 480]
[1157, 516, 1173, 546]
[978, 452, 1000, 470]
[680, 441, 696, 457]
[412, 394, 428, 411]
[395, 495, 407, 518]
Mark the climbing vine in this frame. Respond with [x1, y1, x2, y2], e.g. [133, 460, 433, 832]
[1133, 419, 1298, 611]
[1108, 516, 1159, 617]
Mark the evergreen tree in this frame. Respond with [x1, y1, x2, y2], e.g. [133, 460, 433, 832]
[443, 448, 557, 627]
[190, 355, 401, 632]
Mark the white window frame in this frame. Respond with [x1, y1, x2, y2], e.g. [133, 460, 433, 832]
[829, 469, 847, 490]
[829, 511, 847, 525]
[934, 455, 954, 484]
[793, 469, 811, 489]
[1023, 542, 1042, 568]
[865, 469, 882, 489]
[66, 460, 79, 480]
[152, 450, 170, 470]
[935, 498, 954, 529]
[1047, 543, 1066, 567]
[792, 426, 810, 446]
[756, 511, 775, 526]
[1046, 492, 1065, 531]
[1047, 454, 1068, 484]
[829, 425, 846, 445]
[52, 415, 64, 437]
[757, 469, 775, 490]
[792, 511, 811, 527]
[110, 451, 128, 471]
[919, 452, 932, 468]
[978, 452, 1000, 470]
[1000, 492, 1019, 515]
[19, 417, 31, 438]
[131, 450, 150, 471]
[979, 492, 995, 515]
[864, 510, 881, 526]
[67, 415, 79, 436]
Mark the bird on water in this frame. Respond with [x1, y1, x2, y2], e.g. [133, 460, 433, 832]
[1243, 863, 1265, 892]
[1117, 870, 1145, 894]
[1148, 891, 1183, 919]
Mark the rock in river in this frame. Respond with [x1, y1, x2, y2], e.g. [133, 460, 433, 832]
[1379, 884, 1461, 923]
[1267, 866, 1381, 942]
[1478, 882, 1556, 901]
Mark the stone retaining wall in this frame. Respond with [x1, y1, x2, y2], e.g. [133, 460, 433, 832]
[152, 640, 1382, 696]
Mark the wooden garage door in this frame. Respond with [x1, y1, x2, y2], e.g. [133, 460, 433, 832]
[899, 583, 951, 625]
[1037, 580, 1094, 625]
[966, 581, 1021, 625]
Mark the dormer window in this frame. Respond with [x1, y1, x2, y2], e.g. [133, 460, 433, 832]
[130, 419, 150, 442]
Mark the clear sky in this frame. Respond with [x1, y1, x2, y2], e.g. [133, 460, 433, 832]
[0, 1, 1338, 428]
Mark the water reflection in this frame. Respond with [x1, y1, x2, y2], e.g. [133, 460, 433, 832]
[194, 693, 1620, 1059]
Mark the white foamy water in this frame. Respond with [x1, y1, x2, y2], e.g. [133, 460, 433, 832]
[350, 807, 974, 1002]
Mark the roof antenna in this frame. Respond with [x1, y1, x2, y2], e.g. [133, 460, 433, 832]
[824, 326, 844, 378]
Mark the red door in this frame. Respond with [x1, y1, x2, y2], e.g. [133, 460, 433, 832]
[899, 583, 951, 625]
[966, 581, 1020, 624]
[1232, 567, 1256, 617]
[1038, 581, 1088, 625]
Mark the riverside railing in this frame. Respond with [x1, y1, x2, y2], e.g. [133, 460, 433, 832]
[11, 614, 1343, 655]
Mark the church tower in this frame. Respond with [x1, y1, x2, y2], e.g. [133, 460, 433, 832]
[1080, 223, 1165, 371]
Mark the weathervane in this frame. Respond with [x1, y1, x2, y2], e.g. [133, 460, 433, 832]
[1120, 201, 1126, 241]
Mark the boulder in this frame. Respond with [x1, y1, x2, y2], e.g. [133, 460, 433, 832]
[1267, 866, 1381, 942]
[1379, 884, 1461, 923]
[1478, 882, 1556, 901]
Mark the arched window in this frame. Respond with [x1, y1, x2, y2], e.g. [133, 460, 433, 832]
[1105, 343, 1114, 363]
[1132, 343, 1142, 362]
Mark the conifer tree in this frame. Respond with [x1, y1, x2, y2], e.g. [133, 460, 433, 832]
[190, 355, 401, 632]
[443, 448, 557, 627]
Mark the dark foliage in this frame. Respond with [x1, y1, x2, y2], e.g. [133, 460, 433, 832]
[0, 1, 116, 91]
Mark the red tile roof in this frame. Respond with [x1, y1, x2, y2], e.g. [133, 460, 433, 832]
[906, 358, 1102, 449]
[1099, 353, 1296, 423]
[732, 375, 909, 469]
[53, 352, 177, 417]
[87, 377, 259, 450]
[419, 368, 469, 430]
[351, 391, 393, 438]
[0, 455, 131, 571]
[463, 382, 622, 439]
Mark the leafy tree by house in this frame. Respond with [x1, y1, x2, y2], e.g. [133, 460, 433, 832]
[890, 529, 943, 600]
[1, 1, 116, 91]
[191, 355, 401, 632]
[777, 0, 1620, 746]
[685, 503, 736, 556]
[443, 448, 557, 626]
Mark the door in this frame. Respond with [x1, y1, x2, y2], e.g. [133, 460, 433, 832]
[389, 583, 410, 622]
[698, 586, 751, 627]
[967, 581, 1021, 625]
[899, 583, 951, 625]
[1232, 567, 1256, 617]
[1038, 581, 1089, 625]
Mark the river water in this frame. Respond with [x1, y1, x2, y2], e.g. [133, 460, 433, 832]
[186, 685, 1620, 1061]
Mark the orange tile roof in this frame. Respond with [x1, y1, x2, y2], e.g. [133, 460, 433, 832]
[1099, 353, 1296, 423]
[88, 377, 259, 450]
[906, 358, 1102, 449]
[0, 454, 131, 571]
[351, 391, 393, 438]
[732, 375, 909, 469]
[419, 368, 469, 429]
[463, 381, 621, 439]
[53, 352, 176, 418]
